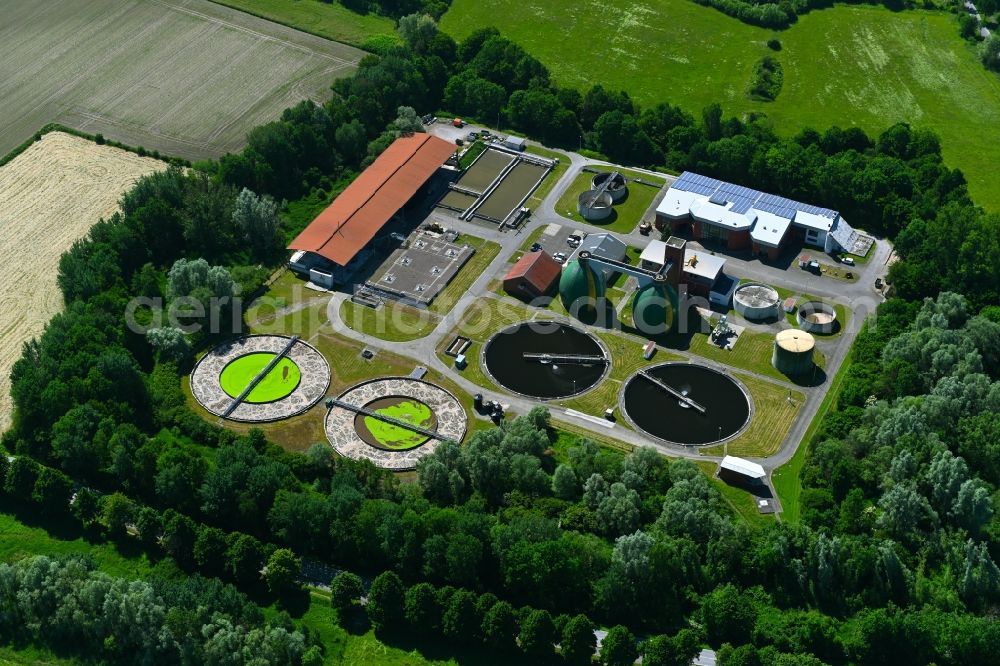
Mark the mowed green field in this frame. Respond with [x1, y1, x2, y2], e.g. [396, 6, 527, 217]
[442, 1, 1000, 209]
[210, 0, 396, 47]
[0, 0, 365, 159]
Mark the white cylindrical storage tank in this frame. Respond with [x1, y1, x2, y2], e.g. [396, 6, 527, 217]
[772, 329, 815, 376]
[733, 283, 780, 321]
[797, 301, 838, 334]
[578, 190, 613, 221]
[592, 171, 628, 202]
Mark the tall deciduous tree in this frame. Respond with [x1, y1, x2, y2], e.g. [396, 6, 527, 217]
[367, 571, 405, 633]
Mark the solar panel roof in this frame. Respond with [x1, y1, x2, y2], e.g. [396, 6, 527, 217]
[671, 171, 838, 220]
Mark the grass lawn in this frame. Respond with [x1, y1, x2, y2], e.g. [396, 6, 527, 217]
[773, 285, 851, 337]
[514, 225, 547, 258]
[0, 645, 73, 665]
[208, 0, 396, 48]
[0, 508, 169, 582]
[559, 330, 684, 417]
[549, 424, 636, 461]
[619, 302, 826, 385]
[772, 355, 853, 523]
[245, 273, 331, 341]
[339, 300, 440, 342]
[700, 373, 803, 458]
[435, 297, 530, 390]
[299, 588, 518, 665]
[553, 167, 666, 233]
[441, 1, 1000, 211]
[524, 145, 571, 206]
[687, 326, 800, 383]
[248, 298, 330, 340]
[427, 236, 502, 315]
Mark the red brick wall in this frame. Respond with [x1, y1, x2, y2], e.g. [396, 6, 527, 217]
[503, 277, 537, 299]
[752, 243, 781, 261]
[728, 230, 751, 250]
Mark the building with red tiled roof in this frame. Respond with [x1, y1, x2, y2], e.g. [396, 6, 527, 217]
[288, 133, 454, 284]
[503, 251, 562, 300]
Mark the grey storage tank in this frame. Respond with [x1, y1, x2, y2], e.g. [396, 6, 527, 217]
[591, 171, 628, 202]
[772, 329, 815, 376]
[733, 283, 780, 321]
[797, 300, 838, 334]
[578, 190, 614, 221]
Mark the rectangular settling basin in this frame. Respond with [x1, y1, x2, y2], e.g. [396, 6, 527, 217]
[438, 190, 477, 213]
[475, 161, 548, 221]
[455, 149, 513, 192]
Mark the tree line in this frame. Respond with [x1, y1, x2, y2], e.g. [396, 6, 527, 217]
[687, 0, 929, 30]
[3, 11, 1000, 665]
[0, 555, 318, 665]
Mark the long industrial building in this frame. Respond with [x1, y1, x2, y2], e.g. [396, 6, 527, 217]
[287, 133, 455, 286]
[656, 172, 859, 260]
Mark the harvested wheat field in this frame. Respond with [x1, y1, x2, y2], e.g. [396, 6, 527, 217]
[0, 132, 166, 430]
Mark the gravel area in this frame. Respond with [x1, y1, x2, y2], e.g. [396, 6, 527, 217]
[325, 377, 467, 470]
[191, 335, 329, 422]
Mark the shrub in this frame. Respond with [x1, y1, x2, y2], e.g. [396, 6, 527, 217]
[748, 55, 784, 101]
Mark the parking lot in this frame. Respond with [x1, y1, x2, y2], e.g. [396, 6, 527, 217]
[529, 222, 590, 263]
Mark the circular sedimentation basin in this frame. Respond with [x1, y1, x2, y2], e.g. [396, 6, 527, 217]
[482, 321, 608, 399]
[621, 363, 752, 445]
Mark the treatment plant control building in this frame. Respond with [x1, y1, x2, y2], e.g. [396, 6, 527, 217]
[656, 171, 860, 260]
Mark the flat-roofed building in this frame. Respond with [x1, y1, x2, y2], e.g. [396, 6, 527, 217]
[656, 171, 859, 259]
[640, 238, 737, 306]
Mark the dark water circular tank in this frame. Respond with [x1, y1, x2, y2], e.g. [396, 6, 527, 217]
[483, 321, 608, 399]
[622, 363, 751, 445]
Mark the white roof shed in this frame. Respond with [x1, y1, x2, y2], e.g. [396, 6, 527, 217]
[720, 456, 766, 479]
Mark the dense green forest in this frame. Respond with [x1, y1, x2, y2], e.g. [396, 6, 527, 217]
[2, 12, 999, 666]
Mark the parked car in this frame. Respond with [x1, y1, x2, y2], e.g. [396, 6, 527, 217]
[841, 256, 855, 266]
[466, 131, 479, 141]
[799, 255, 821, 274]
[553, 252, 567, 264]
[529, 242, 542, 252]
[566, 237, 580, 248]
